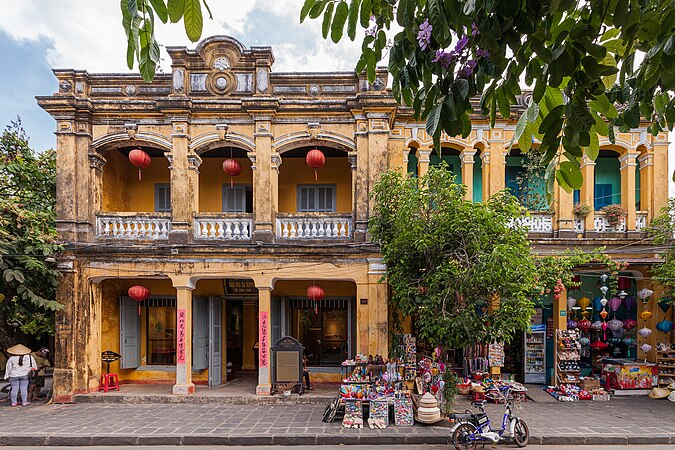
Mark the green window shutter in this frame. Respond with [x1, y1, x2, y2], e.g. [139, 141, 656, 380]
[192, 296, 209, 371]
[120, 296, 140, 369]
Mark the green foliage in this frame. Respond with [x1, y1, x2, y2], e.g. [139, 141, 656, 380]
[369, 165, 536, 349]
[441, 369, 460, 415]
[303, 0, 675, 199]
[121, 0, 212, 82]
[512, 149, 551, 212]
[0, 120, 62, 347]
[648, 198, 675, 298]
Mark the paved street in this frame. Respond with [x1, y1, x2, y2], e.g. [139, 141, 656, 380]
[7, 447, 675, 450]
[0, 395, 674, 446]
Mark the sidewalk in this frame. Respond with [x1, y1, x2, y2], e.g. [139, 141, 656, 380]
[0, 392, 674, 446]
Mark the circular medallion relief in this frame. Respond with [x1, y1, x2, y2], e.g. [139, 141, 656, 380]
[215, 76, 228, 90]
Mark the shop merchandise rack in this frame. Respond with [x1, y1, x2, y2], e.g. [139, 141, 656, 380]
[555, 330, 581, 386]
[656, 344, 675, 387]
[339, 362, 406, 404]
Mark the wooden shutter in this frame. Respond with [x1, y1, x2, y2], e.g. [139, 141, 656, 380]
[222, 185, 247, 212]
[271, 297, 281, 346]
[119, 296, 140, 369]
[192, 296, 209, 370]
[297, 185, 336, 212]
[154, 184, 171, 212]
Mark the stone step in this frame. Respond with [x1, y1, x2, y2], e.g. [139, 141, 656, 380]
[74, 392, 335, 405]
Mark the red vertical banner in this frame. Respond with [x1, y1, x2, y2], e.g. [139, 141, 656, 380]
[259, 311, 269, 368]
[177, 309, 187, 365]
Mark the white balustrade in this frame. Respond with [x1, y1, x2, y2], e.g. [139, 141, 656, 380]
[276, 215, 352, 239]
[593, 212, 626, 232]
[636, 212, 647, 231]
[510, 212, 553, 233]
[573, 218, 585, 233]
[194, 216, 252, 240]
[97, 214, 170, 239]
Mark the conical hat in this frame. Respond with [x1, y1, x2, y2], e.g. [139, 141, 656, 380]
[649, 387, 670, 399]
[7, 344, 31, 355]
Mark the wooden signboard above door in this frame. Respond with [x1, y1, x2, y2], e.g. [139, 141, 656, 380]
[224, 279, 257, 297]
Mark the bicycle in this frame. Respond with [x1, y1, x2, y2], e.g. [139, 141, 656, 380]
[450, 386, 529, 450]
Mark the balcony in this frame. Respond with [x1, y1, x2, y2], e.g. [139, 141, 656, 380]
[96, 212, 171, 240]
[510, 212, 554, 233]
[636, 211, 648, 231]
[194, 213, 252, 240]
[276, 213, 352, 239]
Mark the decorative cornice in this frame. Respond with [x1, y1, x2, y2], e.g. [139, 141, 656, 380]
[88, 153, 106, 172]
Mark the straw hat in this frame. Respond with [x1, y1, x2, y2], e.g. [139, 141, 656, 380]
[649, 387, 670, 399]
[7, 344, 32, 356]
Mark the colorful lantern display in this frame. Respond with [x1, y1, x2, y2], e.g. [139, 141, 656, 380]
[637, 288, 654, 303]
[623, 319, 637, 331]
[128, 285, 150, 316]
[579, 337, 591, 346]
[608, 296, 622, 312]
[641, 310, 653, 320]
[128, 149, 151, 180]
[600, 274, 609, 283]
[658, 298, 672, 314]
[617, 290, 628, 299]
[578, 296, 591, 311]
[600, 286, 609, 295]
[618, 276, 631, 290]
[222, 158, 242, 188]
[640, 343, 653, 353]
[307, 283, 325, 314]
[622, 337, 636, 346]
[591, 340, 609, 350]
[608, 318, 623, 332]
[624, 296, 636, 312]
[593, 297, 604, 311]
[567, 319, 578, 330]
[567, 296, 577, 310]
[591, 320, 604, 330]
[305, 148, 326, 180]
[577, 319, 592, 332]
[657, 320, 673, 333]
[638, 327, 653, 338]
[600, 309, 609, 319]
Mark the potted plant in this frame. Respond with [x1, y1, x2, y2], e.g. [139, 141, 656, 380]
[601, 204, 628, 229]
[573, 203, 592, 219]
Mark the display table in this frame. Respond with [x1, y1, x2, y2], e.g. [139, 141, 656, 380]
[602, 358, 658, 391]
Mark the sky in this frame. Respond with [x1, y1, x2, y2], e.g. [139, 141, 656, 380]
[0, 1, 672, 195]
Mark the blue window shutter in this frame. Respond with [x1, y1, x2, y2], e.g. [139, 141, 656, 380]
[271, 297, 281, 346]
[120, 296, 140, 369]
[594, 184, 612, 210]
[573, 190, 580, 204]
[192, 296, 209, 371]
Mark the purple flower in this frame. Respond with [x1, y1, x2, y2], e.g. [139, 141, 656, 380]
[366, 26, 377, 36]
[417, 19, 432, 50]
[454, 36, 470, 53]
[471, 23, 479, 37]
[463, 59, 478, 76]
[476, 48, 490, 58]
[432, 49, 456, 69]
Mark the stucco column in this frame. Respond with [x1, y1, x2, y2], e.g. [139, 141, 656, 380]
[169, 120, 193, 244]
[173, 285, 195, 394]
[252, 118, 274, 243]
[555, 181, 575, 236]
[353, 119, 369, 242]
[580, 155, 596, 232]
[417, 148, 431, 179]
[552, 287, 569, 386]
[367, 258, 388, 357]
[242, 299, 257, 370]
[460, 148, 476, 201]
[620, 152, 639, 232]
[652, 133, 670, 214]
[256, 287, 273, 395]
[481, 150, 491, 201]
[487, 129, 506, 195]
[638, 153, 654, 221]
[356, 283, 370, 355]
[367, 114, 391, 218]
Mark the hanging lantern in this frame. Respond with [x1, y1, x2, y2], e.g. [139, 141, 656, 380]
[577, 319, 592, 332]
[638, 327, 653, 338]
[657, 320, 673, 333]
[128, 285, 151, 316]
[591, 340, 609, 350]
[579, 337, 591, 346]
[305, 148, 326, 180]
[307, 284, 325, 314]
[624, 296, 636, 312]
[641, 310, 653, 321]
[222, 158, 242, 188]
[600, 286, 609, 295]
[578, 296, 591, 311]
[622, 337, 636, 346]
[658, 298, 672, 314]
[600, 298, 608, 307]
[608, 297, 622, 313]
[600, 309, 609, 319]
[591, 320, 603, 330]
[623, 319, 637, 331]
[618, 276, 631, 290]
[128, 149, 151, 181]
[600, 274, 609, 283]
[608, 318, 624, 332]
[637, 288, 654, 303]
[617, 290, 628, 299]
[640, 343, 653, 353]
[567, 319, 578, 330]
[593, 297, 604, 311]
[567, 296, 577, 311]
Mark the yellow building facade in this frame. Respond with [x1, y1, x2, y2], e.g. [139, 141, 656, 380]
[38, 36, 670, 402]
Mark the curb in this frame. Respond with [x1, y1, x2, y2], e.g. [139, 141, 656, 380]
[73, 394, 335, 406]
[0, 433, 672, 446]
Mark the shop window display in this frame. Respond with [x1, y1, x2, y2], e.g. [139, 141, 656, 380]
[146, 298, 177, 365]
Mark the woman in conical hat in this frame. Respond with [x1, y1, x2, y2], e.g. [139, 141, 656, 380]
[4, 344, 37, 407]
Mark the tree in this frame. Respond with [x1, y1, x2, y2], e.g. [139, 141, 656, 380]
[369, 164, 536, 348]
[648, 198, 675, 299]
[0, 120, 61, 347]
[120, 0, 212, 81]
[302, 0, 675, 199]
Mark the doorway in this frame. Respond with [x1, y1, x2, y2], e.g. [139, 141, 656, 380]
[192, 296, 224, 387]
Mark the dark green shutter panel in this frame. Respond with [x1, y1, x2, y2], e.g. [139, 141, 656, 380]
[192, 296, 209, 370]
[120, 296, 140, 369]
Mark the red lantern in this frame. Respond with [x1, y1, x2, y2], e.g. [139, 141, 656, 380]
[571, 275, 581, 291]
[307, 284, 325, 314]
[306, 149, 325, 180]
[128, 149, 151, 181]
[590, 340, 609, 351]
[222, 158, 242, 188]
[618, 276, 631, 290]
[128, 285, 151, 316]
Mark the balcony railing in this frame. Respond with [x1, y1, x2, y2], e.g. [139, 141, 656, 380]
[194, 213, 252, 240]
[593, 212, 626, 232]
[636, 211, 648, 231]
[96, 212, 171, 239]
[574, 217, 584, 233]
[510, 212, 554, 233]
[276, 213, 352, 239]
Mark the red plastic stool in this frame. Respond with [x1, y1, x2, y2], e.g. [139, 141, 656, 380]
[472, 391, 486, 402]
[99, 373, 119, 392]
